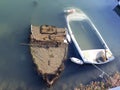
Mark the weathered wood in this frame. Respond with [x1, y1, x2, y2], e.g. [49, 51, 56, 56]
[30, 25, 68, 87]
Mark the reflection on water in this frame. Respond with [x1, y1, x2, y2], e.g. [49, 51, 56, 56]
[0, 0, 120, 89]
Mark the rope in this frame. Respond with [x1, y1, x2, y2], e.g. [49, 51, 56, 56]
[92, 64, 113, 80]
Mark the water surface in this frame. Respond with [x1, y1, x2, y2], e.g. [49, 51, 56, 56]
[0, 0, 120, 90]
[70, 20, 104, 50]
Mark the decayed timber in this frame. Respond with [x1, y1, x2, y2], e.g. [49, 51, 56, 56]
[30, 25, 68, 87]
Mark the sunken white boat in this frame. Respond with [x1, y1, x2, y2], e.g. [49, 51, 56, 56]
[64, 8, 115, 64]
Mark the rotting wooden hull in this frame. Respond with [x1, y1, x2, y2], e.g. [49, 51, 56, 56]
[30, 25, 68, 87]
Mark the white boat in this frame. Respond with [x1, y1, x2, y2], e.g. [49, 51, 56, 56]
[109, 86, 120, 90]
[64, 7, 115, 64]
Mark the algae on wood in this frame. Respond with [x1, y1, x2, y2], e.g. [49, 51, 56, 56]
[30, 25, 68, 87]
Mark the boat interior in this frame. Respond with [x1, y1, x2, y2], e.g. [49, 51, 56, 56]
[69, 20, 105, 50]
[66, 8, 114, 64]
[82, 49, 110, 63]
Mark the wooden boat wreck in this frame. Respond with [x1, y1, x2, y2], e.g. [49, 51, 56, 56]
[30, 25, 68, 87]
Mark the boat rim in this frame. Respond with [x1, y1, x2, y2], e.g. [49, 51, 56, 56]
[65, 8, 115, 64]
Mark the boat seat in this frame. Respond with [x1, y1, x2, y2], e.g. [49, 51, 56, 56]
[83, 49, 107, 63]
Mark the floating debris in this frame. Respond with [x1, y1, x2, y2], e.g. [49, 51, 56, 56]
[30, 25, 68, 87]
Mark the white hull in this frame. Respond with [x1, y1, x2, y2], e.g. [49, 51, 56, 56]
[64, 8, 115, 64]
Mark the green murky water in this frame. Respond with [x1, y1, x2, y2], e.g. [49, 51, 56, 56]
[0, 0, 120, 90]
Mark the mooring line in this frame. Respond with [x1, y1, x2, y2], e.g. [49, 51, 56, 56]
[92, 64, 113, 80]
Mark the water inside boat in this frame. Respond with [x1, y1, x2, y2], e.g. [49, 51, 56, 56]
[69, 19, 105, 50]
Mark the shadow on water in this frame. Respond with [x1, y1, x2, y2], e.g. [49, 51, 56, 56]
[113, 5, 120, 17]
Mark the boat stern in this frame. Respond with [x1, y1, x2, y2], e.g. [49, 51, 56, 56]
[82, 49, 115, 64]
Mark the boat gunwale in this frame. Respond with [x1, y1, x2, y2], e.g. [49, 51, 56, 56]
[65, 8, 115, 64]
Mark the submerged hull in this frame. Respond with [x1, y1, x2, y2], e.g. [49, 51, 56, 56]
[30, 25, 68, 86]
[64, 8, 115, 64]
